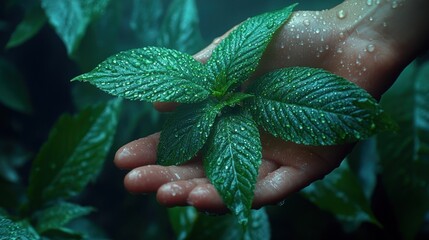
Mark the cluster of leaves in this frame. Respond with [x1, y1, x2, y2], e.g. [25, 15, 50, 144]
[0, 99, 121, 239]
[73, 3, 394, 227]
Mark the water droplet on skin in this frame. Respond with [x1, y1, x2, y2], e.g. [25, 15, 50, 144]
[337, 10, 347, 19]
[366, 44, 375, 52]
[303, 19, 310, 26]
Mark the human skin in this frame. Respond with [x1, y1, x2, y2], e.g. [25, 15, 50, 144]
[114, 0, 429, 212]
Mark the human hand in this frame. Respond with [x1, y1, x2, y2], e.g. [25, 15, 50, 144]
[114, 0, 428, 212]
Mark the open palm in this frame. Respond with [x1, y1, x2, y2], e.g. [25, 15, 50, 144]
[114, 1, 421, 212]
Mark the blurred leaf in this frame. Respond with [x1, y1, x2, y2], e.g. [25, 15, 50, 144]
[190, 208, 270, 240]
[41, 227, 84, 240]
[347, 138, 378, 199]
[27, 99, 121, 211]
[168, 207, 198, 240]
[6, 5, 46, 49]
[158, 0, 204, 54]
[35, 202, 93, 233]
[378, 61, 429, 239]
[0, 215, 39, 240]
[301, 160, 380, 229]
[131, 0, 163, 46]
[0, 58, 32, 114]
[41, 0, 111, 55]
[0, 139, 31, 183]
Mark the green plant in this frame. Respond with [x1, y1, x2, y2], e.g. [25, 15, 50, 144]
[72, 3, 394, 226]
[0, 99, 121, 239]
[3, 0, 428, 239]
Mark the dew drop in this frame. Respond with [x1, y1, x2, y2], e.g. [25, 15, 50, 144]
[366, 0, 373, 6]
[366, 44, 375, 52]
[391, 1, 398, 9]
[337, 10, 347, 19]
[315, 29, 320, 34]
[336, 48, 343, 53]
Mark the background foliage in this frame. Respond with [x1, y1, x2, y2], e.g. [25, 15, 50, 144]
[0, 0, 428, 239]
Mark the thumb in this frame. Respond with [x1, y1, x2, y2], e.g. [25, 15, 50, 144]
[193, 25, 238, 63]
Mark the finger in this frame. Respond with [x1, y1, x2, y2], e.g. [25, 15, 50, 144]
[123, 162, 205, 193]
[186, 183, 226, 213]
[114, 133, 160, 169]
[155, 160, 277, 211]
[153, 102, 179, 112]
[252, 154, 342, 208]
[156, 178, 210, 206]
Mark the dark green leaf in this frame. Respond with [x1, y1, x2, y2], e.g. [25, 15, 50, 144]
[158, 0, 204, 54]
[158, 99, 221, 165]
[246, 67, 394, 145]
[301, 160, 380, 229]
[130, 0, 163, 45]
[186, 208, 270, 240]
[207, 4, 296, 95]
[0, 58, 32, 114]
[35, 202, 93, 233]
[41, 0, 111, 54]
[6, 5, 46, 49]
[27, 99, 121, 210]
[378, 61, 429, 240]
[41, 227, 84, 239]
[203, 110, 261, 225]
[0, 215, 39, 240]
[168, 207, 198, 240]
[0, 139, 30, 183]
[72, 47, 212, 103]
[347, 138, 378, 199]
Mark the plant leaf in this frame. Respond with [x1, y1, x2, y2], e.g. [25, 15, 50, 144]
[41, 0, 111, 55]
[207, 4, 296, 95]
[301, 160, 380, 229]
[246, 67, 394, 145]
[27, 99, 121, 211]
[0, 57, 32, 114]
[378, 61, 429, 240]
[168, 207, 198, 240]
[6, 5, 46, 49]
[0, 215, 39, 240]
[72, 47, 212, 103]
[130, 0, 163, 45]
[222, 92, 254, 108]
[158, 0, 204, 54]
[158, 99, 221, 166]
[35, 202, 93, 233]
[185, 208, 270, 240]
[203, 110, 261, 225]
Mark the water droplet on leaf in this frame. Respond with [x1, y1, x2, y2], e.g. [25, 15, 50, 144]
[337, 10, 347, 19]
